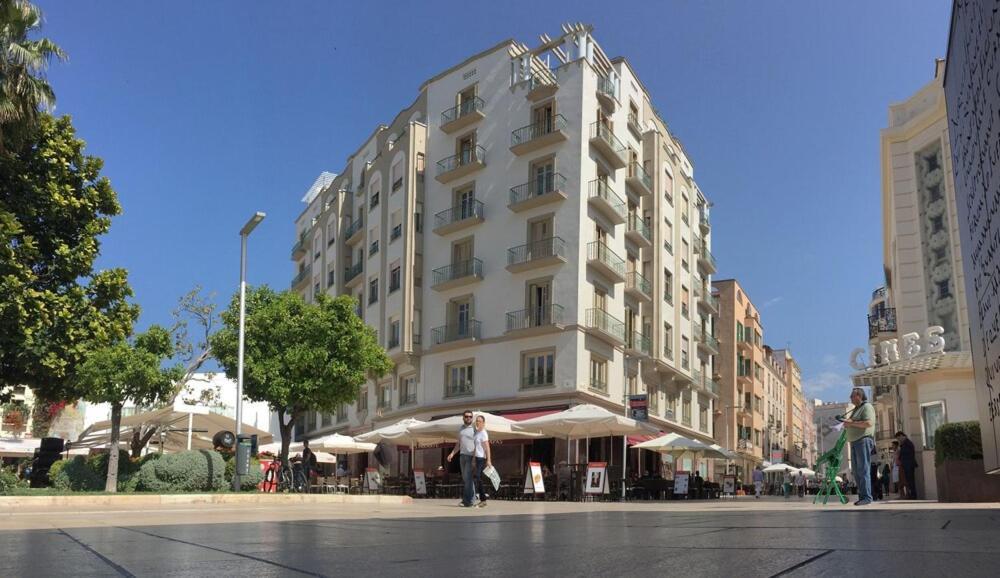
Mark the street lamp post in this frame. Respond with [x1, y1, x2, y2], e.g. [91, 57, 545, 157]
[233, 211, 265, 492]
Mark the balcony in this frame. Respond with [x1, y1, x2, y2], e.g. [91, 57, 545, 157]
[344, 262, 364, 289]
[431, 319, 481, 347]
[737, 371, 752, 389]
[433, 200, 484, 236]
[344, 216, 364, 245]
[626, 331, 651, 357]
[589, 122, 627, 169]
[872, 286, 888, 302]
[390, 224, 402, 242]
[696, 286, 720, 314]
[625, 214, 652, 248]
[696, 327, 720, 355]
[699, 212, 711, 234]
[445, 380, 474, 398]
[587, 180, 626, 224]
[703, 377, 721, 397]
[431, 258, 483, 291]
[868, 308, 897, 339]
[586, 241, 625, 283]
[625, 271, 653, 303]
[596, 76, 617, 109]
[290, 235, 307, 260]
[290, 264, 312, 290]
[509, 173, 567, 212]
[526, 75, 559, 101]
[435, 145, 485, 184]
[510, 114, 568, 156]
[627, 113, 643, 137]
[695, 240, 717, 274]
[440, 97, 485, 134]
[506, 237, 567, 273]
[585, 308, 626, 345]
[626, 161, 653, 196]
[505, 304, 565, 334]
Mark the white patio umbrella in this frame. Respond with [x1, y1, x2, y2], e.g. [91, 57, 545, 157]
[763, 463, 798, 473]
[706, 443, 738, 460]
[310, 433, 376, 454]
[513, 404, 655, 438]
[633, 433, 714, 455]
[796, 467, 817, 478]
[408, 411, 542, 442]
[355, 418, 441, 446]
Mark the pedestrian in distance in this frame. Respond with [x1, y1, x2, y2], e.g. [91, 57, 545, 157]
[895, 431, 919, 500]
[842, 387, 876, 506]
[447, 410, 478, 507]
[752, 466, 764, 499]
[870, 460, 882, 501]
[881, 462, 891, 498]
[473, 414, 492, 508]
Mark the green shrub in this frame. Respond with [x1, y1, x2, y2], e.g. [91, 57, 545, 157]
[224, 455, 263, 491]
[935, 421, 984, 465]
[0, 467, 27, 494]
[136, 450, 225, 492]
[49, 451, 144, 492]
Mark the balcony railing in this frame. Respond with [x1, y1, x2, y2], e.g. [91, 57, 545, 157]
[431, 319, 481, 345]
[627, 214, 651, 243]
[626, 271, 652, 299]
[587, 179, 626, 221]
[391, 224, 402, 241]
[699, 212, 711, 231]
[344, 216, 363, 241]
[872, 286, 888, 301]
[290, 264, 312, 288]
[445, 381, 474, 398]
[392, 177, 403, 192]
[510, 114, 567, 147]
[628, 331, 651, 356]
[696, 241, 717, 272]
[589, 122, 627, 166]
[586, 308, 626, 342]
[344, 262, 363, 284]
[387, 335, 400, 349]
[434, 200, 484, 230]
[506, 304, 564, 332]
[432, 258, 483, 287]
[868, 308, 897, 339]
[628, 161, 652, 192]
[436, 145, 485, 177]
[510, 173, 566, 208]
[597, 75, 617, 101]
[440, 97, 485, 126]
[507, 236, 566, 267]
[697, 327, 720, 352]
[586, 241, 626, 279]
[290, 235, 307, 259]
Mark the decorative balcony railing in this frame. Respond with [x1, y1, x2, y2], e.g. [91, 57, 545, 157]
[506, 304, 564, 332]
[507, 237, 566, 267]
[868, 308, 897, 339]
[628, 161, 652, 191]
[432, 258, 483, 287]
[627, 214, 651, 243]
[586, 308, 625, 342]
[432, 319, 481, 345]
[436, 145, 485, 177]
[344, 262, 363, 284]
[440, 97, 485, 126]
[586, 241, 626, 278]
[511, 114, 567, 147]
[510, 173, 566, 206]
[587, 179, 626, 220]
[343, 216, 363, 240]
[626, 271, 652, 298]
[434, 199, 484, 230]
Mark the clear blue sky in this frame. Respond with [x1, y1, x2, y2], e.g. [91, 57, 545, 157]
[36, 1, 951, 403]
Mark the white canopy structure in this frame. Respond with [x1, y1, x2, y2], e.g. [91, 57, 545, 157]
[632, 433, 715, 456]
[354, 418, 437, 446]
[257, 442, 337, 464]
[310, 433, 376, 454]
[408, 411, 542, 442]
[512, 404, 655, 439]
[763, 463, 798, 473]
[72, 406, 273, 453]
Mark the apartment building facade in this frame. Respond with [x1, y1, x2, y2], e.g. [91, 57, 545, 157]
[289, 25, 719, 474]
[852, 59, 977, 499]
[771, 347, 811, 467]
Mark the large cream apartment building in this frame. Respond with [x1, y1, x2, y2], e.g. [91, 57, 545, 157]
[289, 25, 719, 473]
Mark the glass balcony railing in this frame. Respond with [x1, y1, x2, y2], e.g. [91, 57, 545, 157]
[440, 97, 485, 126]
[586, 308, 625, 342]
[627, 214, 651, 242]
[507, 237, 566, 267]
[586, 241, 626, 278]
[432, 258, 483, 287]
[434, 199, 484, 230]
[432, 319, 481, 345]
[587, 180, 626, 220]
[628, 161, 652, 191]
[511, 114, 567, 147]
[510, 173, 566, 206]
[597, 75, 617, 100]
[506, 304, 564, 332]
[436, 145, 485, 176]
[626, 271, 652, 298]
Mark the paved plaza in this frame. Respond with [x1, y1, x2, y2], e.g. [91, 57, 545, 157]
[1, 498, 998, 577]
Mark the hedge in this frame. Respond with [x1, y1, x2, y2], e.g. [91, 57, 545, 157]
[224, 455, 264, 491]
[0, 467, 27, 494]
[49, 451, 150, 492]
[136, 449, 225, 492]
[935, 421, 983, 466]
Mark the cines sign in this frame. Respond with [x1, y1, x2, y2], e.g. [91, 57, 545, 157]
[849, 326, 946, 371]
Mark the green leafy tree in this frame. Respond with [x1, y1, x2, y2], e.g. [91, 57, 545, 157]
[211, 288, 392, 464]
[0, 113, 138, 403]
[74, 326, 183, 492]
[0, 0, 66, 149]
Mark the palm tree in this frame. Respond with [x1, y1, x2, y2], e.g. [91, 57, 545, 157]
[0, 0, 65, 148]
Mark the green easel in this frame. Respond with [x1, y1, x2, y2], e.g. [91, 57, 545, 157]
[813, 430, 849, 505]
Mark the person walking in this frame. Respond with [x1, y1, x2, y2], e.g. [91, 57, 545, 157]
[752, 466, 764, 499]
[473, 414, 492, 508]
[890, 440, 904, 497]
[447, 410, 477, 507]
[795, 471, 806, 498]
[881, 462, 891, 499]
[895, 431, 918, 500]
[842, 387, 876, 506]
[782, 470, 791, 499]
[870, 461, 882, 501]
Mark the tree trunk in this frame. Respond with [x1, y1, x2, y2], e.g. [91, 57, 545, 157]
[130, 424, 158, 458]
[278, 409, 296, 467]
[105, 403, 122, 493]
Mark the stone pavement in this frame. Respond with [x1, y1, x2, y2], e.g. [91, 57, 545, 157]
[1, 497, 998, 577]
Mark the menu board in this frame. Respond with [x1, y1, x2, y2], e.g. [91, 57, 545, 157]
[673, 471, 689, 495]
[523, 461, 545, 494]
[413, 469, 426, 495]
[585, 462, 608, 495]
